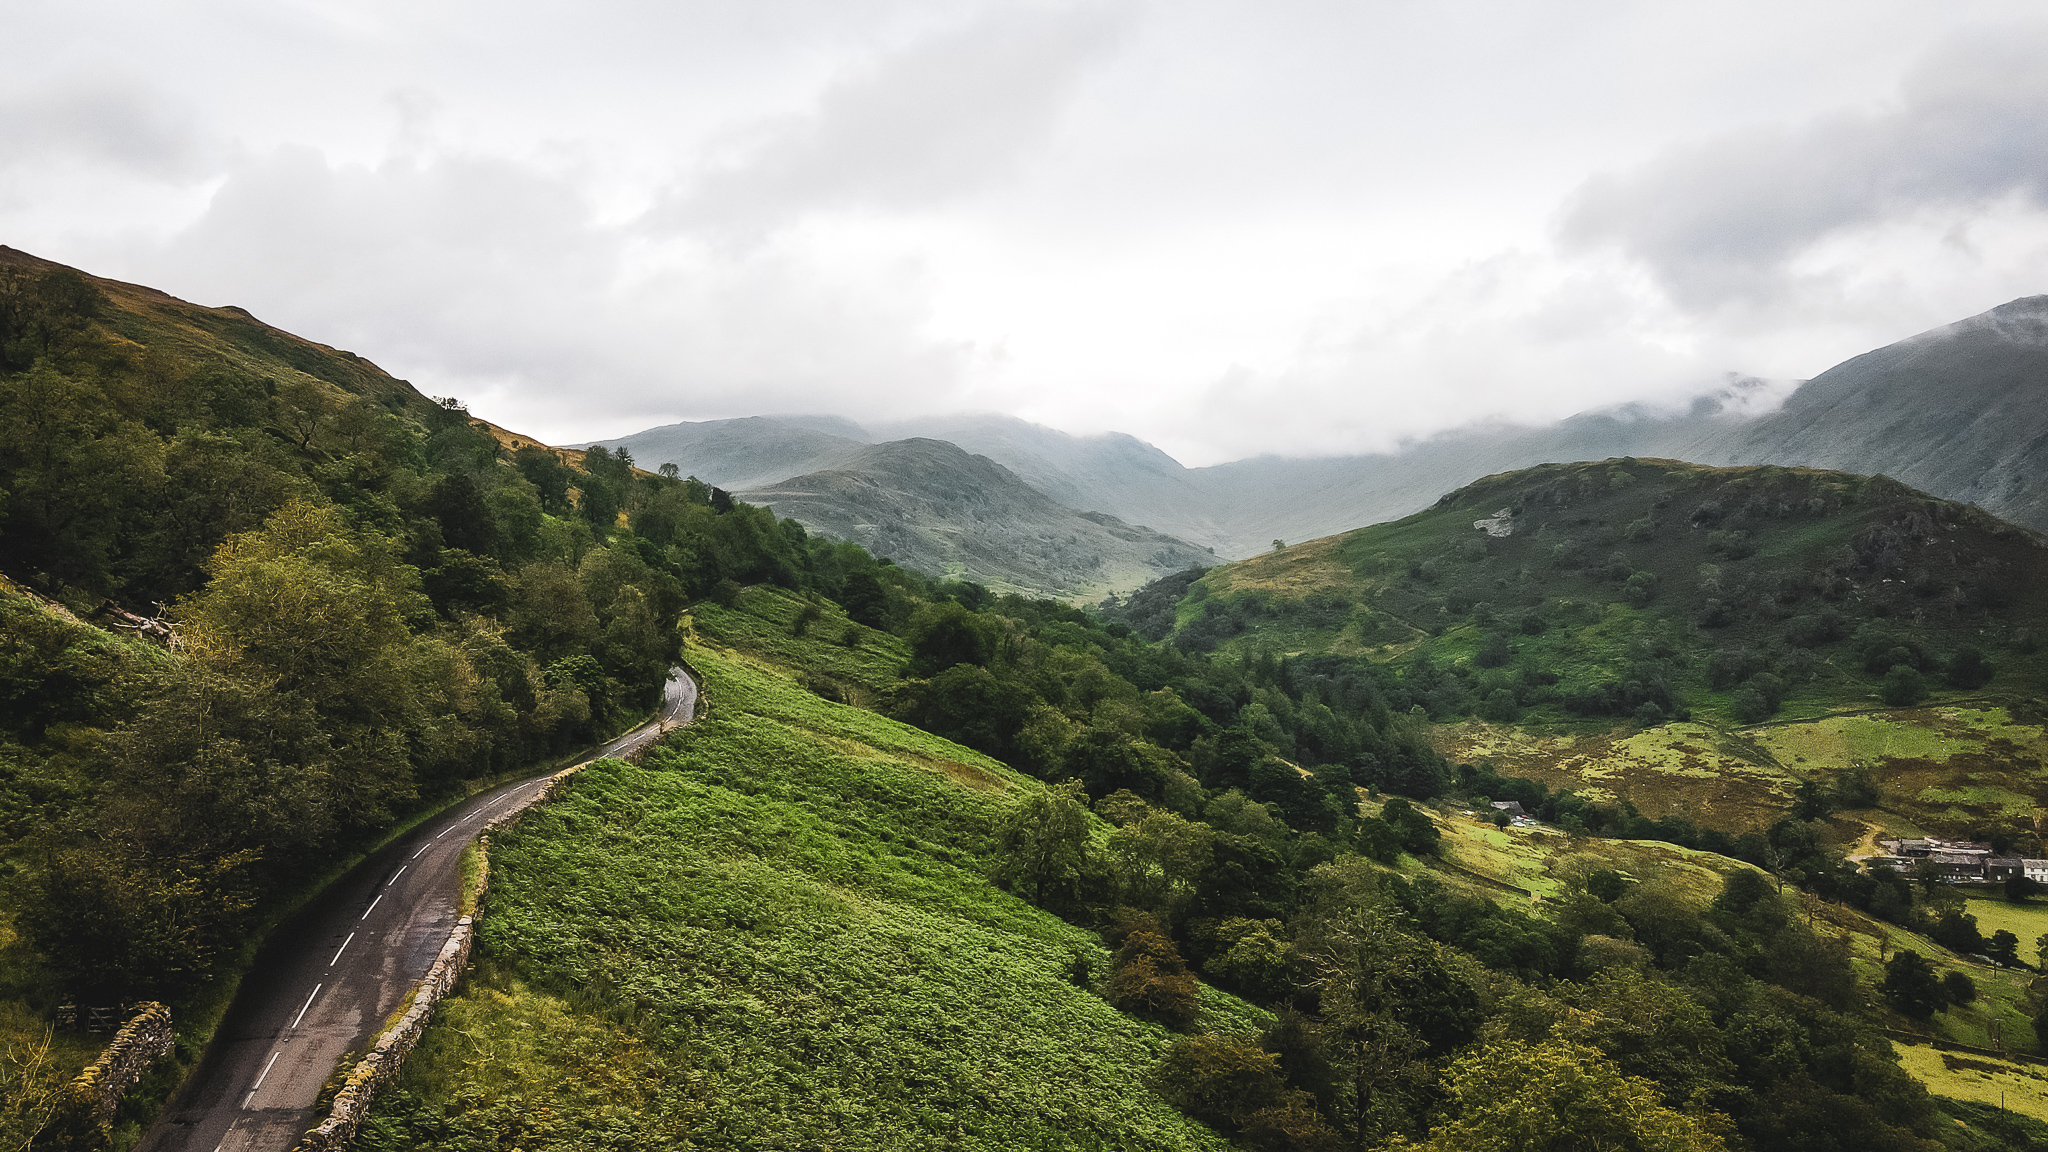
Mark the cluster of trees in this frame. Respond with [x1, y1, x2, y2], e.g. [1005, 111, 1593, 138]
[985, 768, 1940, 1149]
[0, 265, 849, 998]
[765, 579, 1947, 1149]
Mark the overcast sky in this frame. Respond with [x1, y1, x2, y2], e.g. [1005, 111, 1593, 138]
[9, 1, 2048, 464]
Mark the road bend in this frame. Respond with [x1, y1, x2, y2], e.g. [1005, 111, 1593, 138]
[136, 667, 698, 1152]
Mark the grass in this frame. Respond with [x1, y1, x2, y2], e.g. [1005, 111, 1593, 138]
[1433, 700, 2048, 845]
[1965, 897, 2048, 966]
[358, 643, 1249, 1150]
[1894, 1042, 2048, 1123]
[1430, 806, 1764, 908]
[457, 842, 483, 918]
[692, 586, 911, 705]
[1434, 717, 1799, 832]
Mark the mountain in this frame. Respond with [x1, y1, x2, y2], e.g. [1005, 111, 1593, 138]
[867, 413, 1226, 546]
[598, 294, 2048, 568]
[1115, 456, 2048, 832]
[1192, 299, 2048, 552]
[737, 438, 1215, 598]
[584, 414, 872, 491]
[1695, 295, 2048, 531]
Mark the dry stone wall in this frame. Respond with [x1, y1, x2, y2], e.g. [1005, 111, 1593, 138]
[290, 756, 603, 1151]
[59, 1000, 174, 1142]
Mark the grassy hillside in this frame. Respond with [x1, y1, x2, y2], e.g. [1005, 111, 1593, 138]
[1147, 458, 2048, 838]
[358, 644, 1253, 1150]
[1181, 459, 2044, 684]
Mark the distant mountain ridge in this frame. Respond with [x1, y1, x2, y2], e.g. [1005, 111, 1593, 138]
[596, 294, 2048, 571]
[1694, 295, 2048, 531]
[736, 438, 1214, 598]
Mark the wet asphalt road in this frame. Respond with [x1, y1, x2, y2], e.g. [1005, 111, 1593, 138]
[135, 667, 697, 1152]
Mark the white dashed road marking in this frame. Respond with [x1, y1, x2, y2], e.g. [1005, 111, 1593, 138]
[291, 985, 322, 1030]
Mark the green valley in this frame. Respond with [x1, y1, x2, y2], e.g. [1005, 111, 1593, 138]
[8, 248, 2048, 1152]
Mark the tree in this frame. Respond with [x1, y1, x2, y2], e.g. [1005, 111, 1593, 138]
[1393, 1039, 1730, 1152]
[1203, 918, 1295, 1002]
[1304, 910, 1470, 1143]
[1104, 809, 1214, 913]
[1945, 646, 1994, 690]
[421, 472, 498, 554]
[1789, 779, 1833, 823]
[1105, 929, 1200, 1031]
[2005, 874, 2039, 904]
[1881, 950, 1944, 1018]
[1828, 765, 1881, 810]
[1730, 686, 1772, 725]
[1151, 1034, 1338, 1150]
[990, 779, 1093, 912]
[904, 601, 998, 675]
[1378, 797, 1439, 856]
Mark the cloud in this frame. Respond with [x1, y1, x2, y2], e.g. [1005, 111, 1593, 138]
[1144, 250, 1729, 463]
[135, 144, 969, 441]
[1559, 29, 2048, 309]
[0, 72, 221, 181]
[659, 3, 1134, 240]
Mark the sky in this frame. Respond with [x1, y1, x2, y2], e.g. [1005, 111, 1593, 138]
[8, 1, 2048, 465]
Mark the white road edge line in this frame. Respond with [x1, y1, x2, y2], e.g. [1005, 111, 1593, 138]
[360, 894, 383, 920]
[413, 842, 432, 858]
[291, 984, 322, 1030]
[329, 933, 355, 966]
[388, 865, 406, 887]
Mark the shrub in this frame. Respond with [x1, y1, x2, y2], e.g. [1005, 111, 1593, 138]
[1622, 570, 1658, 607]
[1945, 646, 1994, 690]
[1151, 1034, 1339, 1151]
[1942, 970, 1977, 1005]
[1784, 609, 1846, 648]
[1473, 632, 1512, 669]
[1879, 665, 1927, 707]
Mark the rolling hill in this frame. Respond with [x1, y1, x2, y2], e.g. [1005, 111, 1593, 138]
[1126, 457, 2048, 835]
[736, 437, 1215, 598]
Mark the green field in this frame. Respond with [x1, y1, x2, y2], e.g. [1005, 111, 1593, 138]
[1894, 1042, 2048, 1124]
[1965, 896, 2048, 967]
[359, 644, 1252, 1150]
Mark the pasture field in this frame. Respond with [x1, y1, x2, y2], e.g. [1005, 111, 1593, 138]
[1965, 896, 2048, 967]
[1435, 703, 2048, 841]
[1895, 1042, 2048, 1124]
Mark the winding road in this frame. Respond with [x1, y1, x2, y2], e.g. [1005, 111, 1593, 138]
[136, 667, 698, 1152]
